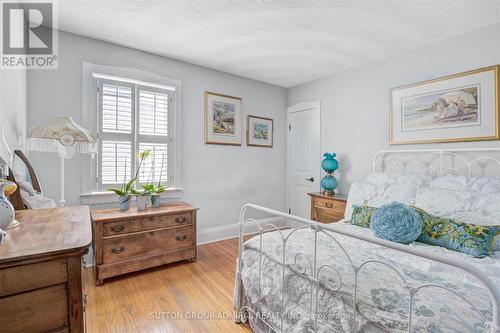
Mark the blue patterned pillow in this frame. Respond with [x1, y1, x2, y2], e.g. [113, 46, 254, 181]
[349, 205, 377, 228]
[413, 207, 500, 258]
[370, 202, 423, 244]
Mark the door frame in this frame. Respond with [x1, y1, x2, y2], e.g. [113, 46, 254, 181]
[286, 100, 321, 217]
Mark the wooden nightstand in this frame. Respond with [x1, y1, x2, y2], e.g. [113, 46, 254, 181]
[308, 193, 347, 223]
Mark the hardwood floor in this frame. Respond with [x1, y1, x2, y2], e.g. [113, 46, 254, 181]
[85, 238, 252, 333]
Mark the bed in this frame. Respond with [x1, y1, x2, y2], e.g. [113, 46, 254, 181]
[234, 149, 500, 333]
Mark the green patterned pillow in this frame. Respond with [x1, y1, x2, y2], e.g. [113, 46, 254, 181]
[349, 205, 377, 228]
[413, 207, 500, 258]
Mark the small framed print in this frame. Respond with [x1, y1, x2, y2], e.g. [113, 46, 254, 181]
[205, 91, 242, 145]
[247, 115, 273, 148]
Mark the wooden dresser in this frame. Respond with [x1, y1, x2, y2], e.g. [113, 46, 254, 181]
[0, 206, 92, 333]
[308, 193, 347, 223]
[91, 202, 198, 285]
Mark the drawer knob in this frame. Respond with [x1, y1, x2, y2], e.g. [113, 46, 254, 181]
[111, 224, 125, 232]
[326, 202, 333, 208]
[175, 217, 186, 224]
[111, 246, 125, 254]
[176, 234, 187, 241]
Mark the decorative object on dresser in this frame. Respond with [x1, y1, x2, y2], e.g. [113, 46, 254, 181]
[205, 91, 242, 145]
[391, 65, 499, 144]
[308, 192, 347, 223]
[27, 116, 97, 207]
[0, 206, 92, 333]
[0, 181, 16, 239]
[320, 152, 339, 196]
[91, 202, 198, 285]
[246, 115, 273, 147]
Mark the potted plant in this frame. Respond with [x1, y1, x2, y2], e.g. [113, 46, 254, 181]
[141, 183, 166, 208]
[132, 188, 150, 211]
[108, 178, 136, 211]
[108, 150, 151, 211]
[141, 153, 166, 208]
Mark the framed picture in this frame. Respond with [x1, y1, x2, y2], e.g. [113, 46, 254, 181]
[390, 65, 499, 144]
[247, 115, 273, 148]
[204, 91, 242, 145]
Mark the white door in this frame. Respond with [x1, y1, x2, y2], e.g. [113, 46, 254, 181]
[287, 101, 321, 219]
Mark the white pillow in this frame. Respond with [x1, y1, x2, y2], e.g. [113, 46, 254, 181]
[344, 172, 428, 220]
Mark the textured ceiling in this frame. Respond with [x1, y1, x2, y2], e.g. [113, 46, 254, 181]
[57, 0, 500, 88]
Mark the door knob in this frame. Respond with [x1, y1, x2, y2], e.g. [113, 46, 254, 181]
[305, 177, 314, 182]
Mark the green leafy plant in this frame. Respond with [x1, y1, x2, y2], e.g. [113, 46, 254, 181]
[140, 153, 167, 195]
[140, 183, 166, 195]
[108, 149, 151, 197]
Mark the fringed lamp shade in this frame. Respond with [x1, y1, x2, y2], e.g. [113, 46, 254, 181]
[27, 116, 97, 158]
[26, 116, 96, 206]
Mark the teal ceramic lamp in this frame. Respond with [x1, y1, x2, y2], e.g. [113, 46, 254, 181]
[321, 153, 338, 196]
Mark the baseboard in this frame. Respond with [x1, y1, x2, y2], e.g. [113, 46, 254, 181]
[197, 217, 288, 245]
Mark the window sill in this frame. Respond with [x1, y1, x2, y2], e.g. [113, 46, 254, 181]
[80, 188, 184, 205]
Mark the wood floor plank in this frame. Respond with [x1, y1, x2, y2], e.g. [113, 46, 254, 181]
[85, 238, 252, 333]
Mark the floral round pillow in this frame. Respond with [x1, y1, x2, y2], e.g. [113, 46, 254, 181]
[370, 202, 423, 244]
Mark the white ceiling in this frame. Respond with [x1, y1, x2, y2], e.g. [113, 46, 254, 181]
[58, 0, 500, 88]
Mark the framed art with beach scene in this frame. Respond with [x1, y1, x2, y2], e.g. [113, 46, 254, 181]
[390, 65, 499, 144]
[247, 115, 273, 147]
[205, 91, 242, 145]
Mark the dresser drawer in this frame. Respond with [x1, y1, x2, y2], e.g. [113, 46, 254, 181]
[0, 259, 67, 297]
[0, 284, 68, 333]
[103, 213, 192, 236]
[102, 226, 194, 264]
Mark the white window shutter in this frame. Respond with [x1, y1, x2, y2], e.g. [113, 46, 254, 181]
[95, 77, 173, 191]
[139, 89, 169, 136]
[101, 141, 132, 184]
[138, 143, 168, 183]
[101, 84, 132, 133]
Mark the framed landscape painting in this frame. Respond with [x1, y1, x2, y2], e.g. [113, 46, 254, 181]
[205, 91, 242, 145]
[247, 115, 273, 147]
[390, 65, 499, 144]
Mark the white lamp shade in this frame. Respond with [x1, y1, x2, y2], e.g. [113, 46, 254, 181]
[30, 116, 95, 145]
[27, 116, 97, 157]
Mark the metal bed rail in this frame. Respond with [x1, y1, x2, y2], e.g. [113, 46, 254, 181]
[234, 203, 500, 333]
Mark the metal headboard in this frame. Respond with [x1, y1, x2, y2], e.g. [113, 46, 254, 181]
[373, 148, 500, 177]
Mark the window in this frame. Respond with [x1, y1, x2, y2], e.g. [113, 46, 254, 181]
[94, 76, 175, 191]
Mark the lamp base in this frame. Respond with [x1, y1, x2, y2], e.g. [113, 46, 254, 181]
[322, 190, 335, 197]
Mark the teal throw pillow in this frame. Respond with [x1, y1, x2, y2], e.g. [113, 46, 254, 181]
[414, 207, 500, 258]
[370, 202, 423, 244]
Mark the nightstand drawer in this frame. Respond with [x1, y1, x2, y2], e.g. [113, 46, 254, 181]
[102, 226, 194, 264]
[103, 213, 192, 236]
[316, 208, 344, 223]
[313, 197, 345, 214]
[309, 193, 347, 224]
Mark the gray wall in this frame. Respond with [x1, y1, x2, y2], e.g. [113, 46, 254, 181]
[0, 69, 26, 153]
[287, 23, 500, 196]
[27, 31, 287, 231]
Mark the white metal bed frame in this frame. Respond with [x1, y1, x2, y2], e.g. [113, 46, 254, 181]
[234, 148, 500, 333]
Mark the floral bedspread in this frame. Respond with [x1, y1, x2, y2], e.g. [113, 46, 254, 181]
[236, 223, 500, 333]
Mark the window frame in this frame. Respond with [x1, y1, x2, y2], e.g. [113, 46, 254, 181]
[90, 75, 178, 194]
